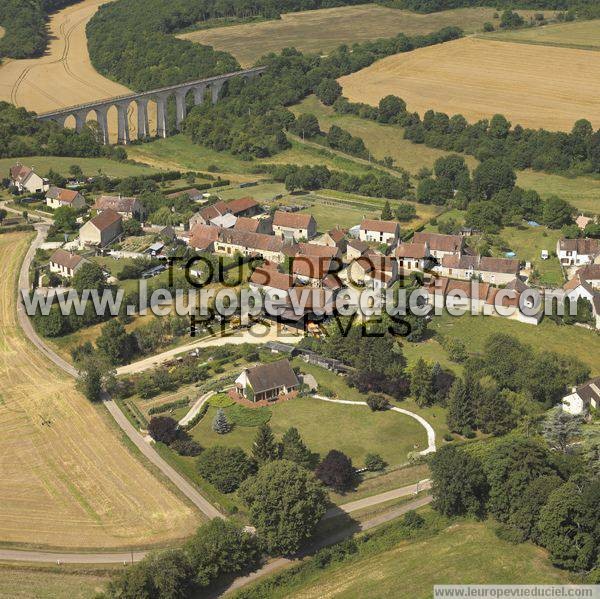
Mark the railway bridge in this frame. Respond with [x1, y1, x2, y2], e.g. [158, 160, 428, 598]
[36, 67, 266, 144]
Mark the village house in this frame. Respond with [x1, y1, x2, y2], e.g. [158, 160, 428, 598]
[296, 242, 341, 260]
[45, 186, 86, 211]
[348, 254, 398, 290]
[188, 223, 221, 252]
[214, 229, 286, 263]
[358, 219, 400, 244]
[166, 188, 205, 203]
[9, 164, 49, 194]
[439, 254, 520, 285]
[189, 197, 260, 227]
[315, 227, 348, 253]
[412, 232, 463, 259]
[562, 377, 600, 416]
[234, 216, 273, 235]
[235, 359, 300, 402]
[48, 249, 88, 278]
[272, 211, 317, 241]
[291, 255, 336, 288]
[249, 263, 296, 295]
[395, 241, 430, 273]
[346, 239, 369, 262]
[79, 209, 123, 247]
[563, 267, 600, 329]
[557, 238, 600, 266]
[94, 195, 145, 220]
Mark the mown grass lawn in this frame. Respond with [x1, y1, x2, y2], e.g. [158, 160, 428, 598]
[191, 395, 427, 469]
[251, 517, 571, 599]
[495, 224, 564, 286]
[430, 311, 600, 375]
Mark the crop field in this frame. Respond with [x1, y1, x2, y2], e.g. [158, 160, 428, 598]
[246, 519, 570, 598]
[180, 6, 543, 67]
[0, 0, 149, 141]
[485, 18, 600, 50]
[0, 565, 110, 598]
[0, 232, 199, 549]
[339, 37, 600, 131]
[294, 96, 600, 215]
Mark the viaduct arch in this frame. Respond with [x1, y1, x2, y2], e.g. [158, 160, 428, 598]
[36, 67, 266, 144]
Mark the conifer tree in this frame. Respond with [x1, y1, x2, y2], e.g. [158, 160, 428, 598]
[446, 378, 476, 433]
[212, 408, 231, 434]
[410, 358, 436, 407]
[252, 423, 279, 464]
[280, 427, 313, 469]
[381, 200, 393, 220]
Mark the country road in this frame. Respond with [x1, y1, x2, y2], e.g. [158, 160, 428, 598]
[4, 226, 433, 568]
[15, 225, 224, 521]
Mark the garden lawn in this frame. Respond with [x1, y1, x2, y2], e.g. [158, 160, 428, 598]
[430, 312, 600, 375]
[191, 396, 427, 469]
[495, 224, 564, 286]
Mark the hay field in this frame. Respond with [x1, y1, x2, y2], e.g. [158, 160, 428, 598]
[0, 0, 150, 141]
[0, 232, 199, 549]
[339, 37, 600, 131]
[484, 18, 600, 50]
[180, 6, 514, 67]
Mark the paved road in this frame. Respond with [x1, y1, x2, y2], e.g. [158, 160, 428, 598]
[221, 495, 433, 596]
[15, 226, 224, 517]
[313, 395, 436, 455]
[116, 323, 302, 376]
[323, 479, 432, 519]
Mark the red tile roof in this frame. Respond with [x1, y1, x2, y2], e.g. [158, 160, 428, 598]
[189, 224, 220, 250]
[413, 232, 463, 253]
[234, 217, 261, 232]
[94, 195, 138, 213]
[359, 219, 399, 234]
[273, 210, 315, 230]
[46, 186, 81, 204]
[225, 196, 259, 215]
[249, 267, 295, 291]
[89, 209, 122, 231]
[49, 248, 85, 270]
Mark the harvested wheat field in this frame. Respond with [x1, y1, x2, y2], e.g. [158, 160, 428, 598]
[180, 6, 529, 67]
[0, 0, 150, 141]
[485, 18, 600, 50]
[0, 232, 199, 549]
[339, 37, 600, 131]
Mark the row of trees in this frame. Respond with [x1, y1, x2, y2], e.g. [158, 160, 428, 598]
[183, 27, 463, 159]
[269, 163, 411, 199]
[430, 435, 599, 577]
[336, 91, 600, 176]
[415, 154, 575, 231]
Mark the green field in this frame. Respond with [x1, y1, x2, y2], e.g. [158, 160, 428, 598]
[240, 517, 571, 598]
[431, 312, 600, 375]
[0, 156, 158, 178]
[495, 224, 563, 286]
[293, 96, 600, 215]
[126, 134, 374, 181]
[484, 18, 600, 51]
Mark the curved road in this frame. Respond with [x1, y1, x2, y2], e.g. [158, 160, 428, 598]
[2, 226, 433, 566]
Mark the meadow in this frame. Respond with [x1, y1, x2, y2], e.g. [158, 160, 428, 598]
[180, 6, 546, 67]
[238, 518, 571, 598]
[338, 37, 600, 131]
[293, 95, 600, 215]
[0, 232, 199, 549]
[0, 156, 158, 179]
[484, 18, 600, 50]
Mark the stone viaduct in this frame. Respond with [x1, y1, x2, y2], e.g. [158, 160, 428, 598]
[35, 67, 266, 145]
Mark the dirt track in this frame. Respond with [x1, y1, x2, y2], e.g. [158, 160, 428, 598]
[0, 0, 149, 141]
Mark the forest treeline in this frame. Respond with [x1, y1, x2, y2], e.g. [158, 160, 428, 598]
[385, 0, 600, 17]
[0, 0, 80, 59]
[86, 0, 366, 91]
